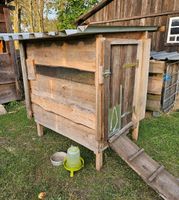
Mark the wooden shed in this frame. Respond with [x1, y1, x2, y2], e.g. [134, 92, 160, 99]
[3, 27, 179, 200]
[0, 26, 155, 169]
[0, 0, 21, 104]
[76, 0, 179, 52]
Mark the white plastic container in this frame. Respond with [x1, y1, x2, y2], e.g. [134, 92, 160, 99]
[50, 152, 67, 167]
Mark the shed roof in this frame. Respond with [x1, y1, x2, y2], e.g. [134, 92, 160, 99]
[151, 51, 179, 61]
[76, 0, 114, 25]
[0, 25, 157, 41]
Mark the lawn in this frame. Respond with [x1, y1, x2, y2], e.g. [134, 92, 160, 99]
[0, 102, 178, 200]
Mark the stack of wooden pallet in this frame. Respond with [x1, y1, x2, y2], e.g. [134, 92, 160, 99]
[147, 60, 165, 112]
[147, 60, 179, 113]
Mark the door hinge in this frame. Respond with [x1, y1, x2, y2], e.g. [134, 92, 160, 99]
[103, 69, 111, 78]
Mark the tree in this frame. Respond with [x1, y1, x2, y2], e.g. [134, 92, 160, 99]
[10, 0, 99, 33]
[11, 0, 57, 32]
[56, 0, 99, 30]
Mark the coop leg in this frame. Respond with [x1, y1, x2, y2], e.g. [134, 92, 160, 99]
[96, 151, 103, 171]
[132, 122, 139, 141]
[37, 123, 44, 137]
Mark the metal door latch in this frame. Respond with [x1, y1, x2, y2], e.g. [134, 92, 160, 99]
[103, 69, 111, 78]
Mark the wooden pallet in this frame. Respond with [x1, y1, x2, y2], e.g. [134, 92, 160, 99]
[110, 135, 179, 200]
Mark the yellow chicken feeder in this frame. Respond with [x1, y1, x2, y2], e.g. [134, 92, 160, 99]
[64, 146, 84, 177]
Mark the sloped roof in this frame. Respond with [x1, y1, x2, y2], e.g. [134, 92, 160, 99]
[0, 25, 157, 41]
[76, 0, 114, 25]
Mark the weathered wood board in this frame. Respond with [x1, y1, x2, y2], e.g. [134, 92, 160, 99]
[76, 0, 179, 51]
[32, 104, 98, 152]
[20, 31, 151, 171]
[26, 38, 96, 72]
[0, 6, 21, 104]
[148, 76, 163, 95]
[0, 83, 19, 104]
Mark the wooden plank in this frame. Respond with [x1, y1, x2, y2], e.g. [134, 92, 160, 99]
[148, 165, 164, 182]
[0, 71, 15, 84]
[35, 65, 95, 85]
[26, 38, 96, 72]
[146, 94, 161, 111]
[95, 151, 103, 171]
[137, 39, 151, 120]
[95, 36, 105, 141]
[31, 94, 96, 130]
[30, 74, 96, 113]
[32, 104, 98, 152]
[149, 60, 166, 74]
[0, 83, 19, 104]
[173, 94, 179, 110]
[132, 40, 143, 126]
[128, 148, 145, 162]
[148, 76, 163, 95]
[19, 42, 32, 118]
[110, 135, 179, 200]
[103, 40, 111, 140]
[37, 123, 44, 137]
[26, 58, 36, 80]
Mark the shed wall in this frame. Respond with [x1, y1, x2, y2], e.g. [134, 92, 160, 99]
[0, 6, 21, 104]
[79, 0, 179, 52]
[25, 38, 98, 152]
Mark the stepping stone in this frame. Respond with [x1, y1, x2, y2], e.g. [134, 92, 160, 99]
[0, 105, 7, 115]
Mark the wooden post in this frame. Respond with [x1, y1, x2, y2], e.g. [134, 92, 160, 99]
[37, 123, 44, 137]
[19, 42, 32, 119]
[132, 122, 139, 141]
[95, 151, 103, 171]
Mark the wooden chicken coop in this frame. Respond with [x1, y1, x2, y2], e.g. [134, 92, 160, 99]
[3, 27, 179, 200]
[2, 26, 157, 170]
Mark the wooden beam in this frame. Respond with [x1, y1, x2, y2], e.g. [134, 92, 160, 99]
[37, 123, 44, 137]
[95, 36, 105, 141]
[89, 10, 179, 25]
[95, 151, 103, 171]
[132, 122, 139, 141]
[19, 42, 32, 118]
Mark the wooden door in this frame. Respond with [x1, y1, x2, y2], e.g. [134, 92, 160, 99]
[104, 40, 141, 138]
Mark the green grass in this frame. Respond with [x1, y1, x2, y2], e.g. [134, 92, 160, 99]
[0, 102, 178, 200]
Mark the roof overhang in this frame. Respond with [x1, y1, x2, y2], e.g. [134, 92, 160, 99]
[151, 51, 179, 61]
[75, 0, 114, 25]
[0, 25, 158, 42]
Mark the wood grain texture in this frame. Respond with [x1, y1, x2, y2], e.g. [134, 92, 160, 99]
[31, 94, 96, 129]
[148, 76, 163, 95]
[19, 42, 32, 118]
[110, 135, 179, 200]
[0, 83, 19, 104]
[149, 60, 165, 74]
[32, 104, 98, 152]
[78, 0, 179, 51]
[30, 73, 96, 113]
[26, 38, 96, 72]
[0, 6, 21, 104]
[146, 94, 161, 111]
[95, 36, 105, 141]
